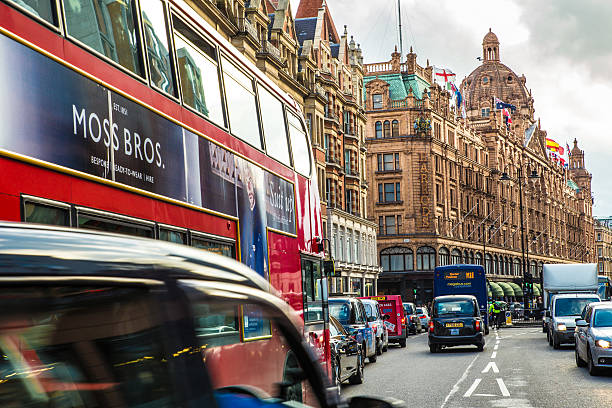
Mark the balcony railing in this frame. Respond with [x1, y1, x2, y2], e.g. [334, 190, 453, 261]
[237, 17, 259, 41]
[258, 40, 282, 62]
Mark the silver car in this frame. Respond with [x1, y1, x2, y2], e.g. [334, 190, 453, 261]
[361, 298, 389, 355]
[575, 302, 612, 375]
[416, 306, 430, 329]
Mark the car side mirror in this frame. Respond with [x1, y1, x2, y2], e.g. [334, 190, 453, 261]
[383, 314, 390, 321]
[348, 395, 406, 408]
[545, 310, 551, 318]
[367, 316, 376, 322]
[576, 320, 588, 327]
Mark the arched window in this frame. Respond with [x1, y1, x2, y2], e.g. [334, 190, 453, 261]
[438, 247, 449, 266]
[514, 258, 522, 275]
[380, 247, 413, 272]
[383, 120, 390, 138]
[475, 252, 483, 266]
[470, 251, 475, 264]
[375, 121, 382, 138]
[505, 257, 510, 276]
[450, 249, 462, 265]
[537, 261, 543, 278]
[485, 254, 492, 274]
[416, 246, 436, 271]
[530, 260, 537, 275]
[493, 255, 499, 274]
[463, 250, 469, 264]
[391, 120, 399, 137]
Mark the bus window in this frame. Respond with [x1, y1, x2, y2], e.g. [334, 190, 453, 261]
[173, 17, 225, 126]
[7, 0, 57, 25]
[159, 227, 186, 244]
[258, 84, 290, 166]
[140, 0, 175, 96]
[23, 200, 70, 226]
[77, 212, 154, 238]
[190, 301, 241, 347]
[302, 258, 325, 322]
[191, 235, 235, 258]
[221, 56, 261, 149]
[63, 0, 143, 76]
[287, 112, 311, 177]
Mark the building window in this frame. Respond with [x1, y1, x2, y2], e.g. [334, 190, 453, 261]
[385, 215, 396, 235]
[378, 182, 401, 203]
[391, 120, 399, 137]
[416, 246, 436, 271]
[375, 121, 382, 138]
[373, 94, 383, 109]
[438, 247, 450, 266]
[380, 247, 413, 272]
[481, 108, 490, 117]
[383, 120, 390, 138]
[377, 153, 399, 171]
[450, 249, 462, 264]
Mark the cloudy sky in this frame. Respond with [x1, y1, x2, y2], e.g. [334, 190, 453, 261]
[290, 0, 612, 217]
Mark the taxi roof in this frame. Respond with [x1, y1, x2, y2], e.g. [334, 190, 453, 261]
[0, 222, 271, 291]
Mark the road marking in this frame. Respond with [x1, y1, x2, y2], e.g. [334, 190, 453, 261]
[491, 351, 497, 359]
[482, 361, 499, 373]
[463, 378, 481, 397]
[496, 340, 500, 344]
[497, 378, 510, 397]
[440, 354, 480, 408]
[494, 344, 499, 350]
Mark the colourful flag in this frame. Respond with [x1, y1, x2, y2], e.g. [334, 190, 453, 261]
[546, 138, 560, 152]
[566, 143, 571, 157]
[433, 67, 456, 85]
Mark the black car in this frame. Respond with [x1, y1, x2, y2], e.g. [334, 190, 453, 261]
[428, 295, 485, 353]
[330, 315, 364, 386]
[403, 302, 423, 334]
[0, 223, 404, 408]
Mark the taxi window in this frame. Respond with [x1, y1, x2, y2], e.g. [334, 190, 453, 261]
[330, 302, 350, 325]
[435, 300, 475, 317]
[364, 303, 374, 317]
[179, 280, 322, 407]
[0, 286, 177, 406]
[593, 309, 612, 327]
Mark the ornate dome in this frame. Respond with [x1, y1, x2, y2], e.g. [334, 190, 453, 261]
[461, 30, 532, 120]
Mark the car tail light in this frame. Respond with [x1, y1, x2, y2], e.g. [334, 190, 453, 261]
[420, 315, 426, 319]
[428, 321, 434, 333]
[475, 320, 481, 331]
[401, 317, 406, 325]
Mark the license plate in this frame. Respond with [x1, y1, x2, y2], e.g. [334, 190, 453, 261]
[445, 323, 463, 328]
[450, 329, 460, 335]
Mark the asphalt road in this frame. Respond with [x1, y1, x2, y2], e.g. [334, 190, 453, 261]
[342, 327, 612, 407]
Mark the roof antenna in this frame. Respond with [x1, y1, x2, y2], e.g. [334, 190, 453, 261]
[397, 0, 403, 62]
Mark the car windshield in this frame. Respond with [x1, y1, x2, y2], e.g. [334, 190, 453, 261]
[416, 308, 424, 314]
[364, 303, 374, 317]
[593, 309, 612, 327]
[554, 297, 600, 317]
[435, 300, 474, 317]
[329, 302, 351, 325]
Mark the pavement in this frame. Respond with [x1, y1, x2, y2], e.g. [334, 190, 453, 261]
[341, 327, 612, 407]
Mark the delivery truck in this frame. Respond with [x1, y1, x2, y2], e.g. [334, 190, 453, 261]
[542, 263, 599, 336]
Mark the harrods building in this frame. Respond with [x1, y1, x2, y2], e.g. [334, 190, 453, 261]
[364, 31, 595, 304]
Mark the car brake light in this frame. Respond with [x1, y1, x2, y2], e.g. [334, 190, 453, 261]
[420, 315, 426, 319]
[428, 321, 434, 333]
[475, 320, 481, 331]
[401, 317, 406, 324]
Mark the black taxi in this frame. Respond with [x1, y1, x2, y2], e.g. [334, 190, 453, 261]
[0, 223, 403, 408]
[428, 295, 485, 353]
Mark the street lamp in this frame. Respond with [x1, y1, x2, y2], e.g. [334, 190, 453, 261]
[500, 167, 539, 313]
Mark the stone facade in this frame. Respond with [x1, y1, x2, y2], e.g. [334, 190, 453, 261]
[595, 218, 612, 278]
[296, 0, 379, 295]
[363, 31, 595, 304]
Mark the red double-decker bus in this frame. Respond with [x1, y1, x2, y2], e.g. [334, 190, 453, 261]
[0, 0, 329, 377]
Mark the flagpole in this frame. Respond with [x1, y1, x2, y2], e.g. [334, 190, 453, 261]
[397, 0, 403, 62]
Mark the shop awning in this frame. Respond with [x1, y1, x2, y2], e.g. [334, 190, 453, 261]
[497, 282, 515, 297]
[508, 282, 523, 297]
[533, 283, 541, 296]
[488, 282, 504, 298]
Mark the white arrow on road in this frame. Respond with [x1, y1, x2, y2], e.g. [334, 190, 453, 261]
[482, 361, 499, 373]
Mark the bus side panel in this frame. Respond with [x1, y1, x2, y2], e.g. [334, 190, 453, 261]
[0, 192, 20, 221]
[295, 176, 310, 254]
[268, 231, 302, 313]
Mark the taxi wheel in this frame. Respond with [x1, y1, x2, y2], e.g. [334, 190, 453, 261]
[349, 353, 364, 384]
[553, 334, 560, 349]
[369, 349, 377, 363]
[376, 339, 382, 355]
[399, 337, 407, 348]
[477, 343, 484, 352]
[429, 344, 439, 353]
[575, 347, 586, 367]
[547, 330, 552, 346]
[588, 349, 600, 376]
